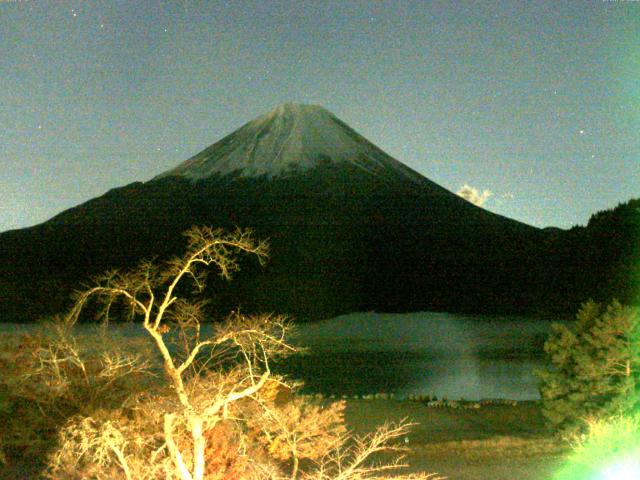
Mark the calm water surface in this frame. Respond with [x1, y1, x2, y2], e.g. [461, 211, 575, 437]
[1, 311, 556, 400]
[281, 312, 554, 400]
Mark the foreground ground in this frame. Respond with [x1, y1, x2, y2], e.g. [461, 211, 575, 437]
[343, 399, 569, 480]
[2, 398, 569, 479]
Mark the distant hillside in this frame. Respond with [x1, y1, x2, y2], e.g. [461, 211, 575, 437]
[540, 198, 640, 312]
[0, 171, 549, 323]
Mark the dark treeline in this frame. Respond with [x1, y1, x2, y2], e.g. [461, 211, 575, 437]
[540, 198, 640, 313]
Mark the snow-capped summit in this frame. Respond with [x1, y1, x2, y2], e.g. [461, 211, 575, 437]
[156, 103, 425, 183]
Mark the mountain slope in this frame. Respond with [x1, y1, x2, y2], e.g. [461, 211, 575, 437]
[0, 103, 605, 323]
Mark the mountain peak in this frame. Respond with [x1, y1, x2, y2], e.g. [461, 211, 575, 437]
[155, 103, 426, 183]
[266, 102, 329, 118]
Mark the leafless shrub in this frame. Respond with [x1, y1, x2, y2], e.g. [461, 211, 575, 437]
[0, 323, 154, 469]
[302, 421, 444, 480]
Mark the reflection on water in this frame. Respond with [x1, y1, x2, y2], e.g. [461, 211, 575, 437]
[277, 311, 555, 400]
[275, 352, 546, 400]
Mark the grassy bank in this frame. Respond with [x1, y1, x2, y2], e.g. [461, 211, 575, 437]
[342, 398, 569, 480]
[1, 392, 569, 479]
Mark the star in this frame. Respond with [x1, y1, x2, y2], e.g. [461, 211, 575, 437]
[579, 129, 585, 135]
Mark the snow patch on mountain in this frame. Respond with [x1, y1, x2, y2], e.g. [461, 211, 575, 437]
[156, 103, 426, 184]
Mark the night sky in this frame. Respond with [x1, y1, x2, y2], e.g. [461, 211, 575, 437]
[2, 0, 638, 232]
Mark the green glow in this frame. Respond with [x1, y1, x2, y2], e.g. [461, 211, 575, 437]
[553, 415, 640, 480]
[600, 457, 640, 480]
[614, 21, 639, 309]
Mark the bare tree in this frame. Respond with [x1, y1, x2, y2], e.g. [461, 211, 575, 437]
[61, 227, 288, 479]
[36, 226, 441, 479]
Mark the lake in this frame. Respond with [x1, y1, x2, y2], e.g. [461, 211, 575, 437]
[280, 311, 556, 400]
[1, 311, 557, 401]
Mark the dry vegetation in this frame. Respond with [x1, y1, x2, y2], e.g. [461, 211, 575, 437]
[0, 226, 441, 479]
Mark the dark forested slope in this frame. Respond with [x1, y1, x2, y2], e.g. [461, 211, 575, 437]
[0, 105, 636, 322]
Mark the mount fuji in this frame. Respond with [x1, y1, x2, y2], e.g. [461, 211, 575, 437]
[1, 104, 556, 322]
[157, 103, 428, 183]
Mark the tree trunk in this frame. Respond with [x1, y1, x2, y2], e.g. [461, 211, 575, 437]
[191, 416, 205, 480]
[164, 413, 193, 480]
